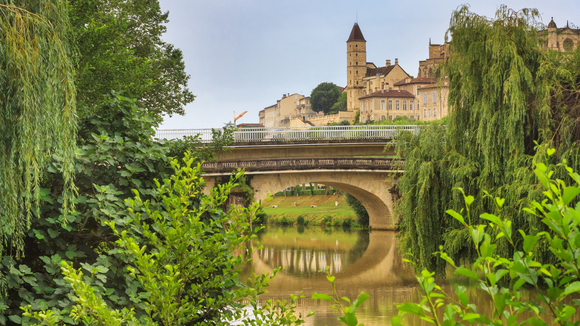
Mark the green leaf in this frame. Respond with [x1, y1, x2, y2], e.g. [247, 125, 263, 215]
[523, 235, 538, 253]
[563, 281, 580, 296]
[455, 267, 479, 280]
[312, 293, 333, 302]
[446, 209, 466, 225]
[396, 302, 425, 316]
[8, 315, 21, 324]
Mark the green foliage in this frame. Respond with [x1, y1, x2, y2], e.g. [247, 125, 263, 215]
[23, 154, 309, 325]
[341, 218, 353, 228]
[396, 5, 580, 275]
[312, 270, 369, 326]
[322, 215, 333, 226]
[344, 193, 369, 226]
[297, 215, 305, 226]
[394, 151, 580, 326]
[353, 110, 360, 124]
[0, 95, 172, 323]
[329, 92, 347, 114]
[0, 0, 77, 257]
[310, 82, 341, 114]
[70, 0, 194, 117]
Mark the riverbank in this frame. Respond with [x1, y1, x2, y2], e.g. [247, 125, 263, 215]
[262, 194, 357, 226]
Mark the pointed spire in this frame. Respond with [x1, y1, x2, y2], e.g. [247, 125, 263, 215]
[347, 23, 366, 42]
[548, 17, 557, 28]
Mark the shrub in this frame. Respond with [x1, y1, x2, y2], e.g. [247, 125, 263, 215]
[322, 215, 332, 226]
[297, 215, 305, 225]
[341, 218, 352, 228]
[393, 150, 580, 326]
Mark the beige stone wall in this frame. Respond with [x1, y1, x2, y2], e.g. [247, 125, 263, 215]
[417, 84, 449, 121]
[541, 27, 580, 52]
[358, 96, 420, 122]
[263, 105, 276, 127]
[307, 111, 355, 126]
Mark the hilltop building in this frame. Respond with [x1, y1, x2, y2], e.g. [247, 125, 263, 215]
[259, 17, 580, 127]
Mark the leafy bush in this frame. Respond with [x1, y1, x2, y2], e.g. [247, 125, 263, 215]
[297, 215, 305, 225]
[393, 150, 580, 325]
[341, 218, 352, 228]
[23, 153, 311, 325]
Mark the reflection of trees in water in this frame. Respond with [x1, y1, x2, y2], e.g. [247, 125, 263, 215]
[255, 228, 370, 277]
[345, 230, 370, 266]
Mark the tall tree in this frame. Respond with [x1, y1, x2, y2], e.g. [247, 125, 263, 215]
[69, 0, 194, 118]
[0, 0, 76, 256]
[396, 5, 580, 274]
[311, 82, 341, 114]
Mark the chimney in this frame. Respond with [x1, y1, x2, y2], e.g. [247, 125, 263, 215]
[386, 59, 391, 66]
[395, 58, 399, 65]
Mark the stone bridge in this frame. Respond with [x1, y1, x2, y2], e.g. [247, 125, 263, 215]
[156, 126, 418, 229]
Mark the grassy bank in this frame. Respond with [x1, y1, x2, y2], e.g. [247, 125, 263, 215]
[262, 194, 357, 226]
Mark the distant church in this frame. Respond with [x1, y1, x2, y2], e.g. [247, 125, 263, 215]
[344, 22, 449, 123]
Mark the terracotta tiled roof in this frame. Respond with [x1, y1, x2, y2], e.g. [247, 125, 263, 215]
[394, 78, 436, 86]
[347, 23, 366, 42]
[365, 65, 394, 77]
[338, 86, 345, 92]
[358, 89, 415, 100]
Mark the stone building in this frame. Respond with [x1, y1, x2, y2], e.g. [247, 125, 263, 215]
[539, 18, 580, 52]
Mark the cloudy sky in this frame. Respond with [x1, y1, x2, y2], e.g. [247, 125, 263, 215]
[157, 0, 579, 129]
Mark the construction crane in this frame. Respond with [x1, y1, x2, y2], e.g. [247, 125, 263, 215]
[233, 111, 247, 127]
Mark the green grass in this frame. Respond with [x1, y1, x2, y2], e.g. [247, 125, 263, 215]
[263, 194, 357, 226]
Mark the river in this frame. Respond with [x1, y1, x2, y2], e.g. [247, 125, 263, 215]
[241, 225, 573, 325]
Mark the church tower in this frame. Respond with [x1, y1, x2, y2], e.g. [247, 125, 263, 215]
[346, 23, 366, 113]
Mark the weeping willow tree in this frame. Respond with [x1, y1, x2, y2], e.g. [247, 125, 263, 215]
[396, 5, 580, 275]
[0, 1, 76, 257]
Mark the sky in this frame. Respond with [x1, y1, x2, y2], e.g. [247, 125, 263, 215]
[158, 0, 580, 130]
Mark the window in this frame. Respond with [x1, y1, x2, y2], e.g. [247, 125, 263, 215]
[424, 109, 427, 118]
[411, 116, 415, 120]
[417, 115, 419, 120]
[366, 101, 368, 112]
[403, 101, 407, 110]
[432, 92, 437, 104]
[382, 115, 386, 120]
[423, 93, 427, 105]
[360, 101, 363, 110]
[429, 109, 431, 117]
[434, 108, 437, 117]
[371, 101, 373, 112]
[410, 102, 414, 111]
[389, 115, 392, 120]
[388, 100, 392, 110]
[417, 101, 420, 110]
[381, 100, 385, 110]
[396, 100, 399, 110]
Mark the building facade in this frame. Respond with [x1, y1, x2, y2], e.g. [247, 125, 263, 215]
[540, 18, 580, 52]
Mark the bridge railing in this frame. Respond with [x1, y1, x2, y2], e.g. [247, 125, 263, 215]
[155, 125, 422, 143]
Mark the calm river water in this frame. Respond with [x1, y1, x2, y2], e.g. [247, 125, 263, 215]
[241, 225, 574, 326]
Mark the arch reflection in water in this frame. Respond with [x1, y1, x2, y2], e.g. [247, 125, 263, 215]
[254, 227, 369, 277]
[243, 226, 416, 326]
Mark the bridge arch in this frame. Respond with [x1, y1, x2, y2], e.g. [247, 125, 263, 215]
[248, 170, 397, 229]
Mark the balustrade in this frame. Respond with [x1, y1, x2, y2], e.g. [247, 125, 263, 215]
[155, 125, 422, 143]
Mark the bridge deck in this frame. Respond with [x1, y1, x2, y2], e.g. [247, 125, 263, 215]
[202, 157, 404, 173]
